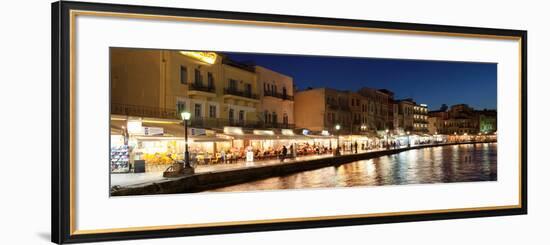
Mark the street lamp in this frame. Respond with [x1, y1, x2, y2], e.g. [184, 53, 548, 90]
[334, 124, 341, 156]
[181, 111, 191, 169]
[385, 129, 389, 149]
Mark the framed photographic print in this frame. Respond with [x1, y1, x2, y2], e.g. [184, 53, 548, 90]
[52, 1, 527, 244]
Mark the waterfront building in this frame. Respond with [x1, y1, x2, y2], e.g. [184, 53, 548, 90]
[110, 48, 313, 173]
[294, 88, 352, 134]
[413, 103, 429, 133]
[349, 92, 366, 134]
[394, 99, 415, 132]
[477, 109, 497, 133]
[111, 48, 263, 129]
[428, 116, 444, 135]
[256, 66, 295, 129]
[357, 88, 393, 131]
[427, 104, 495, 135]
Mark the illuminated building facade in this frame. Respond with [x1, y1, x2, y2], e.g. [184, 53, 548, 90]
[413, 103, 429, 133]
[294, 88, 352, 133]
[256, 66, 295, 128]
[110, 48, 261, 129]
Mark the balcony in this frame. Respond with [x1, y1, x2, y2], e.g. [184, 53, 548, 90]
[111, 103, 179, 119]
[224, 88, 259, 100]
[263, 90, 294, 100]
[259, 121, 296, 129]
[189, 117, 295, 129]
[413, 118, 428, 124]
[189, 82, 215, 93]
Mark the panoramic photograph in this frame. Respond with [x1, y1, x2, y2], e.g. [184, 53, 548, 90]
[109, 48, 497, 196]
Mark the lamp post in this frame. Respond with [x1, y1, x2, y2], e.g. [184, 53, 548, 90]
[181, 111, 191, 169]
[334, 124, 341, 156]
[385, 129, 389, 149]
[407, 131, 411, 148]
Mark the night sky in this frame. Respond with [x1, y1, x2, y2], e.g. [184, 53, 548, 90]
[225, 52, 497, 111]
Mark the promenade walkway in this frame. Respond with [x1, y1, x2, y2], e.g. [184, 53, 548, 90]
[110, 148, 375, 187]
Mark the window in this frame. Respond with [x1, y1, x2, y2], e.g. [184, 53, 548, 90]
[272, 112, 277, 123]
[229, 79, 237, 90]
[239, 110, 245, 122]
[194, 69, 202, 86]
[264, 110, 269, 123]
[180, 66, 187, 84]
[282, 87, 287, 98]
[207, 72, 214, 89]
[283, 113, 288, 125]
[229, 109, 235, 122]
[176, 101, 186, 113]
[245, 83, 252, 96]
[209, 105, 216, 118]
[194, 104, 202, 118]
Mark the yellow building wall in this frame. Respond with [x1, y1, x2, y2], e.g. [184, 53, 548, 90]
[294, 89, 326, 131]
[256, 66, 295, 125]
[111, 48, 265, 124]
[163, 51, 226, 119]
[221, 65, 260, 122]
[110, 48, 162, 108]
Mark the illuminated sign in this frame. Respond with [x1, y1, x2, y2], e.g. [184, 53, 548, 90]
[216, 134, 234, 140]
[143, 126, 164, 136]
[321, 130, 330, 136]
[281, 129, 295, 136]
[127, 120, 143, 135]
[224, 126, 243, 135]
[190, 128, 206, 136]
[179, 51, 217, 64]
[253, 130, 275, 136]
[302, 129, 309, 135]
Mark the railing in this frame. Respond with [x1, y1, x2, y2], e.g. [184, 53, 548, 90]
[224, 88, 259, 100]
[413, 119, 428, 123]
[189, 83, 215, 93]
[263, 90, 294, 100]
[111, 103, 179, 119]
[327, 104, 339, 110]
[111, 104, 296, 129]
[190, 117, 295, 129]
[261, 122, 295, 129]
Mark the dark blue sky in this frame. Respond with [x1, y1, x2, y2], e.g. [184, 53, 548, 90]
[225, 52, 497, 111]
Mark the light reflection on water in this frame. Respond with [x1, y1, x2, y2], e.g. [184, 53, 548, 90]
[210, 143, 497, 192]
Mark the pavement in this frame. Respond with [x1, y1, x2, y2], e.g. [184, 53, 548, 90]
[110, 148, 378, 187]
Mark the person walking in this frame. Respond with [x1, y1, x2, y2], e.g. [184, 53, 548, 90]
[354, 141, 358, 153]
[220, 149, 226, 164]
[281, 145, 288, 162]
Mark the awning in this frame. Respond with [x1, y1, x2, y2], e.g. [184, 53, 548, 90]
[111, 118, 220, 139]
